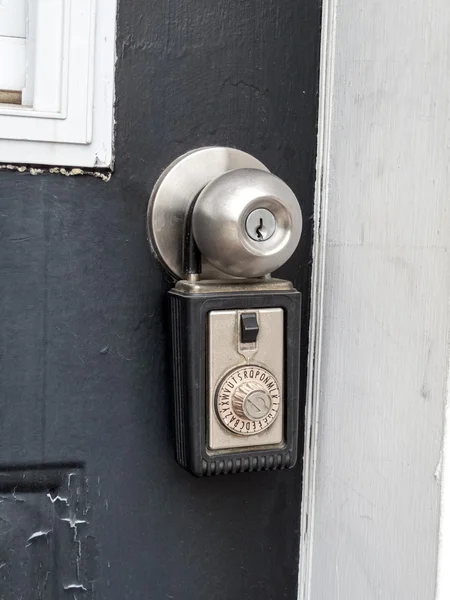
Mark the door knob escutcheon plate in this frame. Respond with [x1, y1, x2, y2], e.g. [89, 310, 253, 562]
[147, 147, 269, 280]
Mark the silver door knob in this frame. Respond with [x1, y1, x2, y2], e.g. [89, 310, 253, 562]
[148, 147, 303, 279]
[192, 168, 302, 278]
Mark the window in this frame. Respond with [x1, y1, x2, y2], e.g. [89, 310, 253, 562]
[0, 0, 117, 168]
[0, 0, 27, 105]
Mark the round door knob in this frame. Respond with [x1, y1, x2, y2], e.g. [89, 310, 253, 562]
[192, 168, 302, 278]
[148, 147, 303, 280]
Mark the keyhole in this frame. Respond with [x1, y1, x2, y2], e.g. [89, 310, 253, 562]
[255, 218, 265, 240]
[245, 208, 277, 242]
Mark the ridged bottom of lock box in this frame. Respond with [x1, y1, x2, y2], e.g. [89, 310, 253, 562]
[201, 453, 295, 476]
[174, 449, 296, 477]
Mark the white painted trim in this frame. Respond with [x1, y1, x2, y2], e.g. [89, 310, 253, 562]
[31, 0, 67, 115]
[22, 0, 36, 107]
[298, 0, 338, 596]
[436, 355, 450, 599]
[300, 0, 450, 597]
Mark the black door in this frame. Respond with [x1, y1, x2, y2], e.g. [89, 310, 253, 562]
[0, 2, 321, 598]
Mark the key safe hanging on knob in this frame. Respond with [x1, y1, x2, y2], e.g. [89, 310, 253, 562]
[147, 147, 302, 476]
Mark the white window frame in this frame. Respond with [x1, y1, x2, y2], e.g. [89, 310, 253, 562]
[0, 0, 117, 168]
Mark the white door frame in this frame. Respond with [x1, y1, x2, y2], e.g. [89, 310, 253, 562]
[300, 0, 450, 597]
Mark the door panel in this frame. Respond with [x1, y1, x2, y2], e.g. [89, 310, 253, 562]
[0, 1, 321, 598]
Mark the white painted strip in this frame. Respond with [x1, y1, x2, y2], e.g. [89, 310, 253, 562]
[32, 0, 66, 113]
[0, 36, 26, 91]
[302, 0, 450, 597]
[436, 354, 450, 599]
[0, 0, 26, 38]
[298, 0, 338, 597]
[22, 0, 36, 107]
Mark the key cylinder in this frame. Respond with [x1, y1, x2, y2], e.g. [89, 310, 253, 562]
[245, 208, 277, 241]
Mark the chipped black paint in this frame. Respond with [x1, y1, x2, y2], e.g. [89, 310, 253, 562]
[0, 466, 96, 597]
[0, 1, 321, 598]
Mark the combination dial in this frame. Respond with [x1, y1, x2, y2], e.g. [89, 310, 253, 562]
[215, 365, 281, 435]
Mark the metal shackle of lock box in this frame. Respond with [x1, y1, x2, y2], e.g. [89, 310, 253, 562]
[148, 147, 303, 477]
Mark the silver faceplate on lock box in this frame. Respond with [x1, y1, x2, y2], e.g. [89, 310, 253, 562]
[208, 308, 284, 451]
